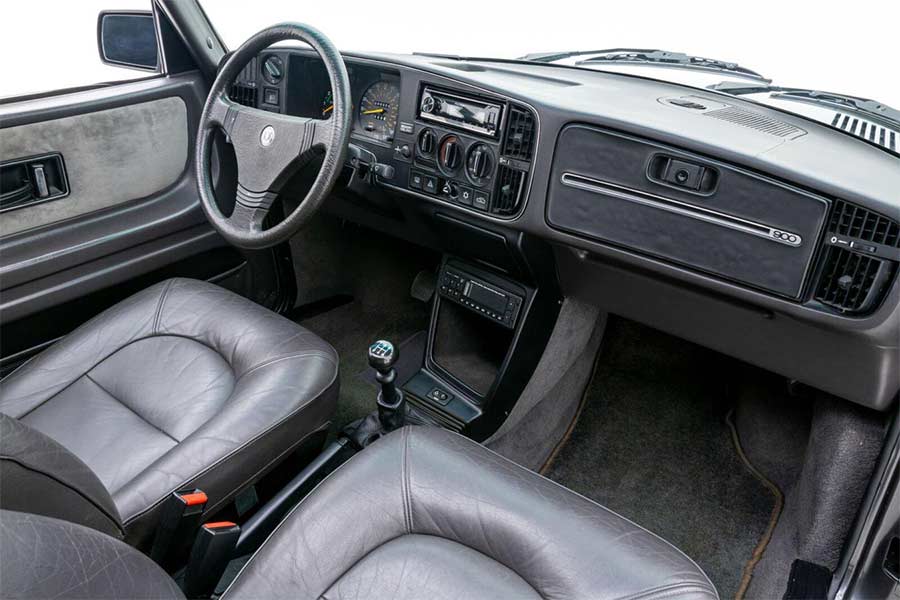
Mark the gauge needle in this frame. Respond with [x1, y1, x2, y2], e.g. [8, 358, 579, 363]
[322, 105, 333, 114]
[362, 108, 385, 115]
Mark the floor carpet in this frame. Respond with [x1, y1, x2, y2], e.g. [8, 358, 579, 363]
[301, 300, 430, 429]
[543, 317, 776, 600]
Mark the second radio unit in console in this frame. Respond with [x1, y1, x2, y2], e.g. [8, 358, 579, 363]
[439, 267, 522, 329]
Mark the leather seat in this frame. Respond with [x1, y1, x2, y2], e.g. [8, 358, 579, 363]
[0, 426, 719, 600]
[0, 278, 338, 547]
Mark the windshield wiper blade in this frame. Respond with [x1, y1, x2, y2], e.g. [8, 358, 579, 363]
[566, 49, 769, 82]
[710, 82, 900, 128]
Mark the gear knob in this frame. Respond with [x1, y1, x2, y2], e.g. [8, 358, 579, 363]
[367, 340, 398, 374]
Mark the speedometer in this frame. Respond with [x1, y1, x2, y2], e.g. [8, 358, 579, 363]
[358, 80, 400, 142]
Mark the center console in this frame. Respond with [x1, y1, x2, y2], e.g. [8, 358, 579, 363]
[401, 250, 560, 441]
[400, 85, 536, 220]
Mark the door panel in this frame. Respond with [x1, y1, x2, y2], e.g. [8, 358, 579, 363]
[0, 96, 188, 237]
[0, 72, 243, 365]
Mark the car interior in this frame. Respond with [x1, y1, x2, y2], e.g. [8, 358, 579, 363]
[1, 3, 898, 600]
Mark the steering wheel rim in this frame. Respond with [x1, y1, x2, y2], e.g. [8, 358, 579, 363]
[196, 23, 351, 249]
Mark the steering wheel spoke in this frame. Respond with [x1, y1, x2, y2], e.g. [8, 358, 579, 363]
[230, 186, 274, 232]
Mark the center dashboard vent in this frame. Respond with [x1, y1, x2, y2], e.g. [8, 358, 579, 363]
[813, 200, 898, 315]
[503, 105, 536, 160]
[491, 104, 535, 217]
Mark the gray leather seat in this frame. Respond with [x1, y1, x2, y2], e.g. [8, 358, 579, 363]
[0, 278, 338, 547]
[0, 426, 719, 600]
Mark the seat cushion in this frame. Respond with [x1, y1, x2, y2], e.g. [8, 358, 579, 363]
[0, 278, 338, 547]
[223, 426, 719, 600]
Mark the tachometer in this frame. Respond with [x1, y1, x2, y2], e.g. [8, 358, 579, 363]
[358, 80, 400, 142]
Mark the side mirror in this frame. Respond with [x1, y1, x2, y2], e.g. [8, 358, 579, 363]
[97, 10, 159, 71]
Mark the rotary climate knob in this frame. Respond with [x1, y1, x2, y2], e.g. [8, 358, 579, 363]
[438, 135, 462, 172]
[417, 128, 436, 156]
[466, 143, 493, 182]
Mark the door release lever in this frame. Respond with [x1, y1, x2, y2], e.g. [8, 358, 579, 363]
[0, 152, 68, 211]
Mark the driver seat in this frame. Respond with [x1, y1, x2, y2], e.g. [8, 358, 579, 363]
[0, 278, 339, 547]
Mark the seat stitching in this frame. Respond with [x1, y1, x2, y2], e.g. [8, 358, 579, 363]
[613, 582, 720, 600]
[122, 357, 339, 525]
[439, 429, 718, 590]
[235, 351, 338, 382]
[402, 426, 412, 534]
[153, 279, 174, 334]
[84, 373, 179, 445]
[301, 533, 547, 600]
[199, 422, 331, 518]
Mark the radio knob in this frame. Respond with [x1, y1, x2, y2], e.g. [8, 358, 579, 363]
[417, 128, 436, 156]
[421, 95, 435, 113]
[439, 135, 462, 171]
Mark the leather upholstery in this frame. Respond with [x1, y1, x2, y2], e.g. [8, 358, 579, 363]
[0, 427, 718, 599]
[0, 414, 123, 538]
[0, 278, 339, 547]
[224, 426, 719, 600]
[0, 510, 184, 600]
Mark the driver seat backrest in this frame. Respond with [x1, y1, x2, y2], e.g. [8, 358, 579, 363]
[0, 413, 124, 538]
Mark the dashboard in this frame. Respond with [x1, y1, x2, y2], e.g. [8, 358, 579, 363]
[227, 48, 900, 413]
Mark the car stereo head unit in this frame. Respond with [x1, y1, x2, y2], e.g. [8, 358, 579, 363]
[419, 87, 503, 138]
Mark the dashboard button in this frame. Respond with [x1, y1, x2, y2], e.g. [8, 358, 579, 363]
[473, 190, 490, 211]
[409, 171, 424, 190]
[458, 185, 474, 206]
[263, 87, 279, 106]
[423, 175, 438, 194]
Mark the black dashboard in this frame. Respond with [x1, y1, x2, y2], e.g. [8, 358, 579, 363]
[228, 48, 900, 413]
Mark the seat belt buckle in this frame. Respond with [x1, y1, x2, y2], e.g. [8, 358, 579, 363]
[183, 521, 241, 598]
[149, 488, 208, 567]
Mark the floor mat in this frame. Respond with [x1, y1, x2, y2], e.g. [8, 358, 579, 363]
[301, 300, 430, 429]
[543, 317, 776, 600]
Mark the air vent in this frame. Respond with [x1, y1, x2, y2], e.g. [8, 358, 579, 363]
[503, 105, 536, 160]
[704, 106, 806, 139]
[831, 112, 898, 152]
[813, 200, 899, 315]
[828, 199, 900, 248]
[814, 245, 894, 314]
[230, 83, 258, 108]
[492, 164, 527, 216]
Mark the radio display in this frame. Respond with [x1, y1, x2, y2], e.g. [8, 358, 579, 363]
[465, 281, 508, 313]
[419, 87, 503, 137]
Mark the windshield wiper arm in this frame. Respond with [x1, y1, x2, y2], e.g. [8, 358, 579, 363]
[565, 49, 769, 82]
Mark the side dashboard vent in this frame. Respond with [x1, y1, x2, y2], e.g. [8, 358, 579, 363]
[230, 83, 258, 108]
[492, 164, 527, 216]
[831, 112, 898, 152]
[828, 199, 900, 247]
[503, 105, 536, 160]
[813, 200, 898, 315]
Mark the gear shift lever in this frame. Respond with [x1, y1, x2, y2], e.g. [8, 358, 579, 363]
[368, 340, 406, 431]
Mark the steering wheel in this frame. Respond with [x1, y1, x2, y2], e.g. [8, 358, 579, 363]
[196, 23, 351, 249]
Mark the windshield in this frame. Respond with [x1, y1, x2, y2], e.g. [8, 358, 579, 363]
[203, 0, 897, 107]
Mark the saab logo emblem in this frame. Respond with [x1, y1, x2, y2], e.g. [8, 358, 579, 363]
[260, 125, 275, 147]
